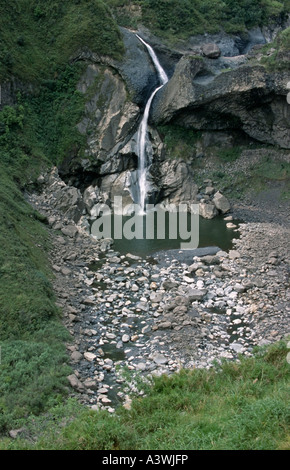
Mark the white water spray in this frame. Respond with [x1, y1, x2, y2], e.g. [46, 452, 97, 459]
[136, 34, 168, 213]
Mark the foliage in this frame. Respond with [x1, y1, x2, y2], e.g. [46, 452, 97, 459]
[0, 0, 126, 434]
[0, 0, 124, 82]
[254, 155, 290, 181]
[23, 63, 88, 166]
[0, 163, 72, 432]
[260, 26, 290, 70]
[0, 340, 71, 430]
[107, 0, 289, 42]
[217, 147, 241, 162]
[157, 124, 201, 161]
[2, 339, 289, 450]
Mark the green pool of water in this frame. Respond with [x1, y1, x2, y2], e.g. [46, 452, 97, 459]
[109, 214, 240, 257]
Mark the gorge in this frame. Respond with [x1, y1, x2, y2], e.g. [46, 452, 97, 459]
[25, 21, 289, 413]
[0, 0, 289, 449]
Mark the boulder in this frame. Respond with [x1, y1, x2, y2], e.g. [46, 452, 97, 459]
[201, 43, 221, 59]
[61, 225, 78, 238]
[67, 374, 84, 391]
[152, 353, 168, 365]
[213, 192, 231, 214]
[158, 159, 198, 205]
[83, 185, 100, 212]
[199, 202, 218, 219]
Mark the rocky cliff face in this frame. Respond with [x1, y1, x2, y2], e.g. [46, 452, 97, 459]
[151, 55, 290, 149]
[58, 28, 202, 213]
[53, 24, 289, 222]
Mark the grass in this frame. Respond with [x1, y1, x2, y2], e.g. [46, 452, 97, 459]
[0, 0, 124, 83]
[1, 339, 288, 450]
[260, 26, 290, 70]
[217, 147, 241, 162]
[157, 124, 201, 161]
[0, 163, 72, 432]
[193, 145, 290, 201]
[0, 0, 124, 435]
[107, 0, 290, 44]
[0, 0, 289, 449]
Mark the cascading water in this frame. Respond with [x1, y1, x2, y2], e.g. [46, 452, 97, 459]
[135, 34, 168, 213]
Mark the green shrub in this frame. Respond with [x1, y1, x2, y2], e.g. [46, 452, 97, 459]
[0, 0, 124, 82]
[11, 339, 289, 450]
[134, 0, 288, 42]
[217, 147, 241, 162]
[158, 124, 201, 160]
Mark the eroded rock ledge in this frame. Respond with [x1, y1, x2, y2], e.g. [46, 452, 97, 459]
[151, 57, 290, 149]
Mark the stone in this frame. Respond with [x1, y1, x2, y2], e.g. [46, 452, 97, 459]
[106, 332, 116, 340]
[141, 325, 151, 334]
[84, 378, 97, 389]
[158, 321, 172, 329]
[82, 297, 95, 306]
[71, 351, 83, 362]
[229, 250, 241, 260]
[226, 222, 237, 229]
[199, 202, 218, 219]
[91, 405, 99, 411]
[187, 288, 208, 300]
[122, 334, 130, 343]
[150, 292, 163, 303]
[67, 374, 84, 390]
[213, 192, 231, 214]
[162, 280, 179, 290]
[152, 353, 168, 365]
[9, 428, 25, 439]
[205, 186, 215, 195]
[101, 397, 112, 404]
[61, 225, 78, 238]
[201, 43, 221, 59]
[61, 267, 72, 276]
[231, 342, 244, 353]
[83, 185, 99, 212]
[84, 352, 97, 362]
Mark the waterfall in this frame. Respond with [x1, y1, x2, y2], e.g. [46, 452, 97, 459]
[136, 34, 168, 213]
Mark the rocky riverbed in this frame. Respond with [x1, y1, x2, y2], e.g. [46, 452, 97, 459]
[27, 175, 290, 413]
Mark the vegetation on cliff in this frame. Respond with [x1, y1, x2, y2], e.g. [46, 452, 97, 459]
[0, 0, 124, 82]
[108, 0, 290, 42]
[0, 0, 289, 449]
[0, 0, 123, 435]
[261, 26, 290, 69]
